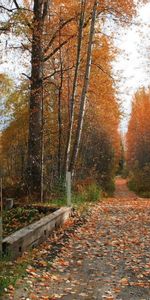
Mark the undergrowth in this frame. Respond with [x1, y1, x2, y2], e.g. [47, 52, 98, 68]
[49, 183, 102, 208]
[128, 176, 150, 198]
[0, 256, 29, 297]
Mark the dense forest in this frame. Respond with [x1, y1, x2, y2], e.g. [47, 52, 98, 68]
[126, 88, 150, 197]
[0, 0, 149, 202]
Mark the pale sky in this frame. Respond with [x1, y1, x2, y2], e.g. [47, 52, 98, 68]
[0, 2, 150, 132]
[113, 2, 150, 132]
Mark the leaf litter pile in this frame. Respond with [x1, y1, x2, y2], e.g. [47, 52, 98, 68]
[3, 206, 57, 238]
[3, 179, 150, 300]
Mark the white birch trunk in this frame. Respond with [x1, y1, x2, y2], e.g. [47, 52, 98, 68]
[66, 171, 71, 206]
[69, 0, 98, 173]
[65, 0, 86, 174]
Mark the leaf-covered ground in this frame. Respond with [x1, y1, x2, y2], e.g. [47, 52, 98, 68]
[3, 207, 56, 238]
[3, 179, 150, 300]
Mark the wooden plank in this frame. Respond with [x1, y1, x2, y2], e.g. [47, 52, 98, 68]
[3, 207, 72, 260]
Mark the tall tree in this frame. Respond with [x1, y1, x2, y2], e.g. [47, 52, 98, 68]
[69, 0, 98, 174]
[27, 0, 49, 198]
[65, 0, 87, 174]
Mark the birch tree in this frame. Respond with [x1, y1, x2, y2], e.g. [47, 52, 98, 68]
[69, 0, 98, 174]
[65, 0, 87, 175]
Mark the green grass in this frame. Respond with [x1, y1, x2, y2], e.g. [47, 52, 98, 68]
[48, 183, 102, 208]
[47, 197, 67, 207]
[0, 257, 29, 296]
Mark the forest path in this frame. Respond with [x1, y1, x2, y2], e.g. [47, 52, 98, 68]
[6, 179, 150, 300]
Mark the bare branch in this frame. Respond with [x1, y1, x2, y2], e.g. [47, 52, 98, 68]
[12, 0, 33, 29]
[22, 73, 31, 80]
[44, 34, 75, 62]
[44, 8, 107, 61]
[13, 0, 20, 9]
[92, 62, 114, 81]
[43, 65, 75, 81]
[0, 5, 16, 12]
[0, 5, 32, 13]
[44, 17, 75, 54]
[21, 43, 32, 53]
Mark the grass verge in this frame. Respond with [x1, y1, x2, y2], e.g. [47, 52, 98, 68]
[49, 183, 102, 210]
[0, 255, 30, 297]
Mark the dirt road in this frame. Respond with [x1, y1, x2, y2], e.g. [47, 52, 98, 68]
[4, 179, 150, 300]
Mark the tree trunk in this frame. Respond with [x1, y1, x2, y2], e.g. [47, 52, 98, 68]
[58, 56, 63, 180]
[40, 79, 44, 202]
[57, 12, 64, 180]
[27, 0, 48, 199]
[69, 0, 97, 173]
[65, 0, 86, 175]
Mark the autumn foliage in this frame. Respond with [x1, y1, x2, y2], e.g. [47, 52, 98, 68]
[126, 88, 150, 196]
[0, 0, 140, 199]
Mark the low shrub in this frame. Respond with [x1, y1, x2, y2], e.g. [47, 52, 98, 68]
[73, 178, 101, 201]
[83, 183, 101, 202]
[128, 163, 150, 197]
[104, 179, 115, 196]
[128, 178, 137, 192]
[121, 167, 129, 179]
[50, 181, 102, 208]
